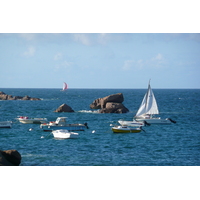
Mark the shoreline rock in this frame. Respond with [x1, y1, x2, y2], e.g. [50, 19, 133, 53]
[0, 91, 41, 100]
[0, 150, 21, 166]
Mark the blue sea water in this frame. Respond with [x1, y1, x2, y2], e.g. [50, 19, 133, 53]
[0, 88, 199, 166]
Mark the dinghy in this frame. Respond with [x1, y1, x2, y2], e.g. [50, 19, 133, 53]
[52, 129, 79, 139]
[111, 126, 142, 133]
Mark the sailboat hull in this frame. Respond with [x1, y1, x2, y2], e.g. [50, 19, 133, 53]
[135, 118, 172, 124]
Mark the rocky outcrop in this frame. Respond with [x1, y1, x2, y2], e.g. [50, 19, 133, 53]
[0, 91, 41, 100]
[54, 103, 75, 112]
[90, 93, 129, 113]
[99, 102, 129, 113]
[0, 150, 21, 166]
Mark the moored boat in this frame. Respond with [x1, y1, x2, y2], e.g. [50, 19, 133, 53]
[118, 119, 145, 127]
[119, 80, 176, 125]
[16, 116, 48, 124]
[40, 117, 88, 132]
[0, 121, 12, 128]
[111, 126, 142, 133]
[52, 129, 79, 139]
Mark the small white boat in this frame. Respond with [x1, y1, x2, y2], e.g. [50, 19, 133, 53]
[40, 117, 88, 131]
[52, 129, 79, 139]
[16, 116, 48, 124]
[118, 119, 145, 127]
[111, 126, 141, 133]
[0, 121, 12, 128]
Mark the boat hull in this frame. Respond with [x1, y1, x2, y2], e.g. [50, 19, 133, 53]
[19, 119, 48, 124]
[118, 120, 144, 127]
[17, 117, 48, 124]
[52, 130, 79, 139]
[0, 121, 12, 128]
[112, 126, 141, 133]
[135, 118, 172, 124]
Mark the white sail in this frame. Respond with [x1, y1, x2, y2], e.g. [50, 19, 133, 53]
[62, 82, 68, 91]
[135, 81, 159, 117]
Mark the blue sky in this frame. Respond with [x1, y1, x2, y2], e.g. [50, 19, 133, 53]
[0, 33, 200, 89]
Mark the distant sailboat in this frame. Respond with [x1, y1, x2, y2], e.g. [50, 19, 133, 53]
[62, 82, 68, 91]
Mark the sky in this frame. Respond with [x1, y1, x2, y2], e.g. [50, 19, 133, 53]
[0, 33, 200, 89]
[0, 1, 200, 89]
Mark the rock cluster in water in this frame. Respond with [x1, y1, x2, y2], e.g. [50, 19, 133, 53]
[0, 91, 41, 100]
[90, 93, 129, 113]
[0, 150, 21, 166]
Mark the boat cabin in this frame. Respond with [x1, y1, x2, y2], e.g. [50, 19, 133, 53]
[55, 117, 67, 125]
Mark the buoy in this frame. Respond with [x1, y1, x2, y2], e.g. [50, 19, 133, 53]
[29, 128, 33, 131]
[92, 130, 95, 133]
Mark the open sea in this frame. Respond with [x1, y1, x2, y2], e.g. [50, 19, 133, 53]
[0, 88, 200, 166]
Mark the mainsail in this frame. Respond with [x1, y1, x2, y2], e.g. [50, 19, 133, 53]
[62, 82, 68, 91]
[135, 81, 159, 117]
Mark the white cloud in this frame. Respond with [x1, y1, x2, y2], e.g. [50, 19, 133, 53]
[122, 60, 135, 70]
[73, 34, 91, 45]
[152, 53, 163, 61]
[54, 60, 73, 72]
[54, 52, 63, 60]
[122, 54, 166, 71]
[19, 33, 36, 41]
[23, 46, 35, 56]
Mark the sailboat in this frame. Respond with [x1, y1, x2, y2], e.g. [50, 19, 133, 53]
[62, 82, 68, 91]
[119, 80, 176, 125]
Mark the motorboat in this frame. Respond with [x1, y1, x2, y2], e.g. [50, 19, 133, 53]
[40, 117, 88, 132]
[16, 116, 48, 124]
[111, 126, 142, 133]
[0, 121, 12, 128]
[52, 129, 79, 139]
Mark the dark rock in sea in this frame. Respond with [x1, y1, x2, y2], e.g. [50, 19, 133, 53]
[0, 150, 21, 166]
[90, 93, 124, 109]
[54, 103, 75, 112]
[90, 93, 129, 113]
[99, 102, 129, 113]
[0, 91, 40, 100]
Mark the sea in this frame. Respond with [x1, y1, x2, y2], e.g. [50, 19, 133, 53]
[0, 88, 200, 166]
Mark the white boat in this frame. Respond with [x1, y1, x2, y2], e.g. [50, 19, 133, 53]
[16, 116, 48, 124]
[62, 82, 68, 91]
[118, 119, 145, 127]
[40, 117, 88, 131]
[134, 80, 176, 124]
[112, 126, 142, 133]
[0, 121, 12, 128]
[52, 129, 79, 139]
[119, 80, 176, 125]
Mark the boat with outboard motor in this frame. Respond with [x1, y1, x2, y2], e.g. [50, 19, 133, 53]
[40, 117, 88, 132]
